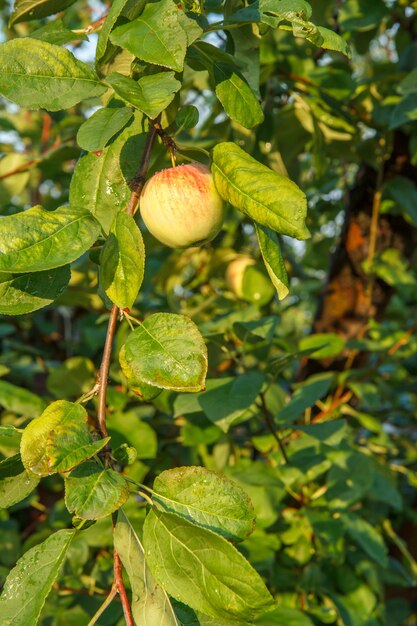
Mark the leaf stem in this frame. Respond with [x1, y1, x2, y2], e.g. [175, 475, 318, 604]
[86, 584, 118, 626]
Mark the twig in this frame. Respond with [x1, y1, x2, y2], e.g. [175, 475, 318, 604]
[97, 305, 119, 438]
[73, 14, 108, 35]
[364, 162, 384, 309]
[259, 392, 289, 463]
[86, 584, 118, 626]
[96, 119, 160, 437]
[126, 117, 160, 216]
[113, 549, 135, 626]
[0, 138, 71, 181]
[40, 113, 52, 147]
[95, 119, 160, 624]
[311, 390, 352, 423]
[387, 322, 417, 356]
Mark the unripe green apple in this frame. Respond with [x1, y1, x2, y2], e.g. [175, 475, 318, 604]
[226, 256, 275, 305]
[139, 163, 225, 248]
[225, 256, 256, 298]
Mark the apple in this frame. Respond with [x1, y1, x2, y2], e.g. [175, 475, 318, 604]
[139, 163, 225, 248]
[225, 256, 256, 298]
[226, 256, 275, 305]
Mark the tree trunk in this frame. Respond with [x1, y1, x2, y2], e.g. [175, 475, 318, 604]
[299, 131, 417, 377]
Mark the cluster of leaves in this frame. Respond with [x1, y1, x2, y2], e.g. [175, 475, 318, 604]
[0, 0, 417, 625]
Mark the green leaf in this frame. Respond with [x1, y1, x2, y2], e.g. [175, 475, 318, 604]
[0, 454, 40, 508]
[276, 375, 333, 425]
[389, 94, 417, 129]
[121, 313, 208, 392]
[197, 371, 265, 432]
[65, 461, 129, 519]
[100, 212, 145, 310]
[255, 606, 314, 625]
[29, 19, 88, 45]
[114, 509, 180, 626]
[9, 0, 77, 25]
[0, 38, 105, 111]
[226, 0, 312, 25]
[382, 176, 417, 227]
[188, 42, 262, 128]
[233, 316, 278, 343]
[175, 105, 199, 130]
[255, 224, 289, 300]
[151, 466, 255, 542]
[212, 142, 309, 239]
[299, 333, 346, 359]
[369, 249, 416, 288]
[339, 0, 387, 31]
[69, 115, 147, 234]
[341, 513, 388, 568]
[0, 206, 100, 273]
[0, 380, 45, 417]
[77, 106, 134, 152]
[0, 529, 75, 626]
[213, 63, 264, 129]
[298, 420, 348, 447]
[119, 347, 163, 401]
[108, 409, 158, 459]
[327, 450, 375, 509]
[306, 26, 350, 58]
[20, 400, 110, 476]
[0, 266, 70, 315]
[0, 425, 22, 438]
[143, 509, 274, 622]
[106, 72, 181, 119]
[47, 356, 96, 399]
[96, 0, 132, 66]
[110, 0, 201, 72]
[399, 68, 417, 95]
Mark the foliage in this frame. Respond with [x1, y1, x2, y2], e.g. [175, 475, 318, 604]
[0, 0, 416, 625]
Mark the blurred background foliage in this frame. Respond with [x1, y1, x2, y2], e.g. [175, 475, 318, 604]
[1, 0, 417, 624]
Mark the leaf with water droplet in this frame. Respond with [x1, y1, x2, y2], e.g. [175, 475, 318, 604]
[20, 400, 109, 476]
[143, 509, 274, 622]
[152, 466, 255, 541]
[0, 529, 75, 625]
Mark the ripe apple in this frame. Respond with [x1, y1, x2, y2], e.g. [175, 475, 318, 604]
[139, 163, 225, 248]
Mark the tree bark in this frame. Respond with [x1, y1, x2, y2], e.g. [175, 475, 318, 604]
[299, 131, 417, 377]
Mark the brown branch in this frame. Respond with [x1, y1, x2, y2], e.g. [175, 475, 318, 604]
[96, 119, 160, 438]
[113, 549, 134, 626]
[0, 138, 69, 181]
[72, 14, 108, 35]
[97, 304, 119, 439]
[40, 113, 52, 147]
[95, 119, 160, 624]
[126, 117, 160, 216]
[259, 392, 289, 463]
[387, 322, 417, 356]
[311, 390, 353, 423]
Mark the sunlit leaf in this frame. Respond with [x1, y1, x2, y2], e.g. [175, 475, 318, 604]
[0, 38, 105, 110]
